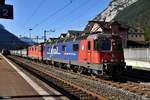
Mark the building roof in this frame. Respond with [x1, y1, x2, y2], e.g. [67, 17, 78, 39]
[84, 20, 129, 32]
[67, 30, 83, 37]
[60, 33, 67, 38]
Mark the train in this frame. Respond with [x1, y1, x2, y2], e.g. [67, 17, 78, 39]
[10, 32, 126, 78]
[1, 49, 11, 55]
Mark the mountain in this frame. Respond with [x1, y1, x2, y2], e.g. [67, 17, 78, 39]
[84, 0, 138, 32]
[20, 37, 35, 45]
[0, 24, 28, 51]
[94, 0, 138, 22]
[114, 0, 150, 41]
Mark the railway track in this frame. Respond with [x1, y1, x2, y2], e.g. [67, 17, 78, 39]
[7, 56, 106, 100]
[125, 69, 150, 82]
[7, 56, 150, 100]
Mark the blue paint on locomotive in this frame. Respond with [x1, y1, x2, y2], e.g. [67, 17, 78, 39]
[43, 40, 80, 61]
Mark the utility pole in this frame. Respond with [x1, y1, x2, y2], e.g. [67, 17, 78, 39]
[44, 30, 48, 42]
[44, 29, 55, 42]
[29, 28, 32, 39]
[36, 36, 39, 43]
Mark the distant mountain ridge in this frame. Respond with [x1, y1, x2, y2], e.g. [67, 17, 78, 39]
[85, 0, 150, 41]
[0, 25, 28, 50]
[94, 0, 138, 22]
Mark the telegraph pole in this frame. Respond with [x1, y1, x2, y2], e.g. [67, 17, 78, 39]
[44, 30, 48, 42]
[29, 28, 32, 39]
[36, 36, 39, 43]
[44, 29, 55, 42]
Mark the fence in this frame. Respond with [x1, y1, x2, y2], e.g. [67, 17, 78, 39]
[124, 48, 150, 62]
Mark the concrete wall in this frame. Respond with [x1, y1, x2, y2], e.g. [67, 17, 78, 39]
[124, 48, 150, 62]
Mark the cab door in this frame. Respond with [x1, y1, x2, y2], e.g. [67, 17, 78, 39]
[87, 41, 92, 63]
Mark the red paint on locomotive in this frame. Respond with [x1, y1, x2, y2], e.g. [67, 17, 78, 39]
[78, 34, 124, 65]
[28, 44, 43, 60]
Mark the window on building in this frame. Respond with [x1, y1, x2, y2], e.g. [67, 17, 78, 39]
[135, 35, 137, 37]
[88, 41, 91, 50]
[73, 44, 79, 51]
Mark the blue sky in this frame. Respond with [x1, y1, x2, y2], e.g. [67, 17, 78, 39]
[0, 0, 111, 39]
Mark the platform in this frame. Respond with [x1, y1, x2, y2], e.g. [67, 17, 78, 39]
[126, 59, 150, 71]
[0, 54, 67, 100]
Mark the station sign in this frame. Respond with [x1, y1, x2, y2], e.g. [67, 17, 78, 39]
[0, 0, 5, 5]
[0, 4, 13, 19]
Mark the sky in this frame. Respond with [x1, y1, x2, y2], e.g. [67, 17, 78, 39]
[0, 0, 111, 40]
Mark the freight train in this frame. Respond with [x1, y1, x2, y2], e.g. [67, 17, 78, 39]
[10, 33, 126, 78]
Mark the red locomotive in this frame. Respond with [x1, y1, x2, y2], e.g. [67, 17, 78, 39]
[12, 33, 126, 79]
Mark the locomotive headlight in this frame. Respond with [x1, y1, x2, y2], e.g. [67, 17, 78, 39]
[110, 59, 114, 62]
[121, 59, 124, 62]
[104, 60, 107, 62]
[102, 59, 107, 63]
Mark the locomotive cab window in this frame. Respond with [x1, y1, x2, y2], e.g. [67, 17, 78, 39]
[73, 44, 79, 51]
[53, 46, 57, 49]
[94, 39, 111, 51]
[94, 40, 99, 50]
[62, 45, 66, 52]
[88, 41, 91, 50]
[100, 39, 111, 51]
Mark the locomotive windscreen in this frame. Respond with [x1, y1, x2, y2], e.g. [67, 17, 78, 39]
[94, 39, 111, 51]
[100, 39, 111, 50]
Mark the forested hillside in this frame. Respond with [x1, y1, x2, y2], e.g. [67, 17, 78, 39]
[114, 0, 150, 41]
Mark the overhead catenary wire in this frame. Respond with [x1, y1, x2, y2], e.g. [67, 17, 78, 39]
[54, 0, 98, 32]
[31, 0, 73, 30]
[23, 0, 47, 28]
[45, 0, 88, 28]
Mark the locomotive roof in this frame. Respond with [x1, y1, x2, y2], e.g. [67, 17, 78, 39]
[46, 33, 121, 44]
[30, 33, 121, 47]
